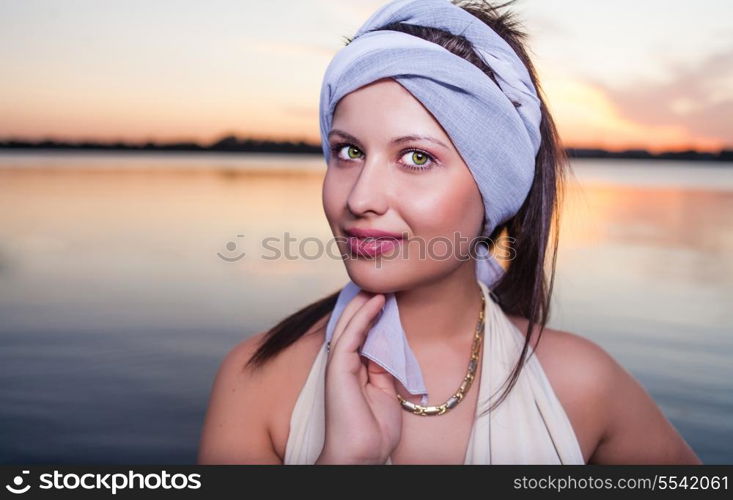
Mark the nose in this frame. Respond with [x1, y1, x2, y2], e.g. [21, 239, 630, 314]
[346, 155, 391, 217]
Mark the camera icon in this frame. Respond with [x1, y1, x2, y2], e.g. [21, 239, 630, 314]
[5, 470, 31, 494]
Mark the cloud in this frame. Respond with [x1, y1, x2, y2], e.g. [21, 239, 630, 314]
[592, 46, 733, 147]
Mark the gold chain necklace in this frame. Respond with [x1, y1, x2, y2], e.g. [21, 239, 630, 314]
[397, 287, 485, 416]
[325, 287, 486, 417]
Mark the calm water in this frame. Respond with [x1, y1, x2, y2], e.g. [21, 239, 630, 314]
[0, 151, 731, 464]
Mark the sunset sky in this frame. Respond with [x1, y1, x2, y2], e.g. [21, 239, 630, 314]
[1, 0, 731, 152]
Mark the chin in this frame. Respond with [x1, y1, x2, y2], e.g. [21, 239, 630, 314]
[344, 258, 411, 294]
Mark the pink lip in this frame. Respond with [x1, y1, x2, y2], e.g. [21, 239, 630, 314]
[344, 227, 405, 239]
[343, 227, 405, 258]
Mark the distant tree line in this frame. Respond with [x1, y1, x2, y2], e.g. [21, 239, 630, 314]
[565, 147, 733, 162]
[0, 135, 320, 154]
[1, 134, 732, 162]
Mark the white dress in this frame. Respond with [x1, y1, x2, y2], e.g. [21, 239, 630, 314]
[283, 279, 585, 464]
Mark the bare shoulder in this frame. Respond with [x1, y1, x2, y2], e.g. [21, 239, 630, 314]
[507, 315, 702, 464]
[197, 312, 331, 464]
[196, 330, 277, 464]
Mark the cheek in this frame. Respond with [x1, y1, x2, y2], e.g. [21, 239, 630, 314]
[321, 170, 345, 225]
[401, 173, 484, 239]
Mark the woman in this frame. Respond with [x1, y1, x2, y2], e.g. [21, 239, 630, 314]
[197, 0, 701, 465]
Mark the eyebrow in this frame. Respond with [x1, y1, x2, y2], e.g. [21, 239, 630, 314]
[328, 129, 450, 150]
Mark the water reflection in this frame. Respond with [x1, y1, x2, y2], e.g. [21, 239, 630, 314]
[0, 153, 730, 463]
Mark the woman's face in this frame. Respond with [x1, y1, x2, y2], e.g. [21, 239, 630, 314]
[322, 78, 485, 293]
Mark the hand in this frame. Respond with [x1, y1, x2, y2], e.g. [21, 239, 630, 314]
[316, 291, 402, 465]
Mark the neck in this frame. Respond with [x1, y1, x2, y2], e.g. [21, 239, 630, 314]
[395, 258, 484, 349]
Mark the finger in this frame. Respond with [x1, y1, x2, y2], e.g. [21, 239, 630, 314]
[366, 358, 398, 397]
[332, 293, 385, 357]
[329, 290, 376, 353]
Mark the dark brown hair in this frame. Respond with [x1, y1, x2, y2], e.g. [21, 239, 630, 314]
[245, 0, 568, 417]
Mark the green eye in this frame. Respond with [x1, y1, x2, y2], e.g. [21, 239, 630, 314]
[411, 151, 428, 165]
[329, 142, 437, 172]
[400, 149, 435, 171]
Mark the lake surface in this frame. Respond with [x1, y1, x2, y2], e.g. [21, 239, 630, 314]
[0, 151, 731, 464]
